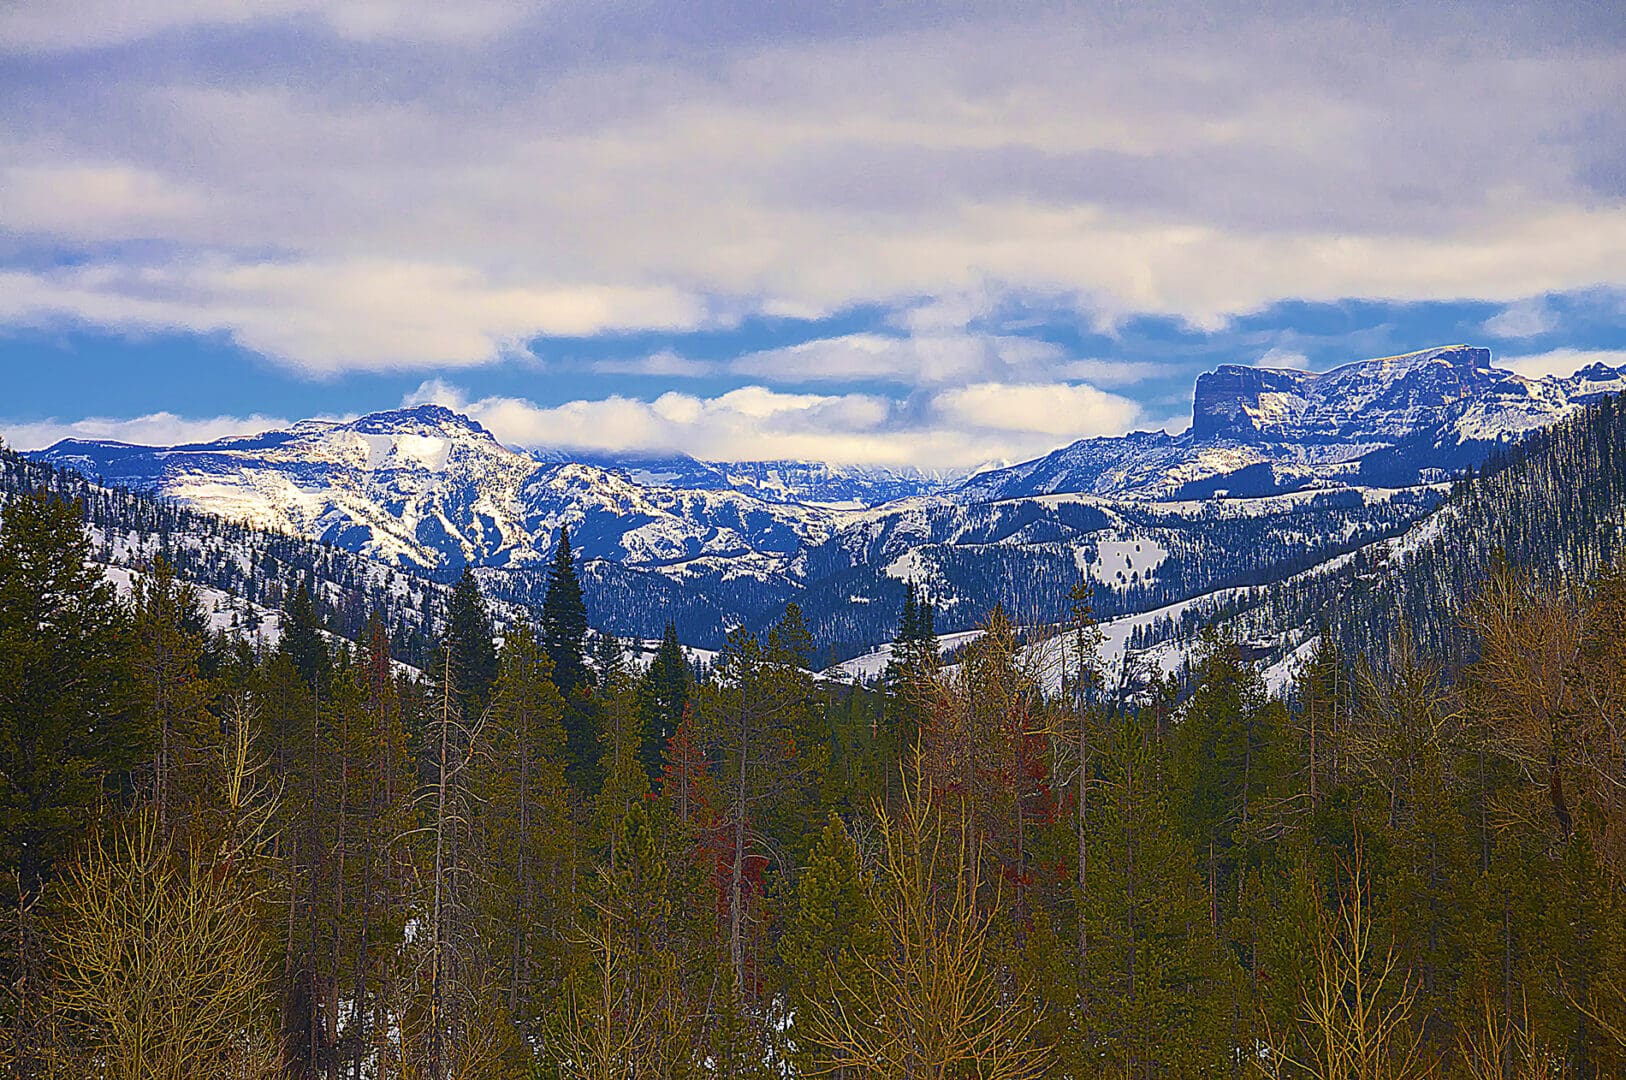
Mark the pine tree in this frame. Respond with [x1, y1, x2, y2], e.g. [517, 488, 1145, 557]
[280, 580, 329, 692]
[780, 812, 881, 1074]
[132, 555, 216, 839]
[0, 491, 139, 1069]
[543, 528, 599, 792]
[474, 622, 572, 1047]
[595, 634, 650, 872]
[1079, 713, 1240, 1076]
[881, 583, 939, 805]
[638, 623, 689, 783]
[699, 606, 820, 1004]
[541, 527, 589, 697]
[444, 566, 499, 720]
[1173, 631, 1285, 915]
[342, 613, 418, 1077]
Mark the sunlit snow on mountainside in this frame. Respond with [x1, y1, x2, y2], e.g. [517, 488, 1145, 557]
[24, 344, 1624, 652]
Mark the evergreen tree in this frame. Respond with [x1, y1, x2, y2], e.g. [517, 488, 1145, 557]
[340, 613, 419, 1077]
[700, 606, 820, 1004]
[541, 527, 589, 697]
[543, 528, 599, 792]
[637, 623, 689, 783]
[132, 555, 216, 838]
[1078, 713, 1240, 1076]
[881, 583, 939, 804]
[0, 492, 139, 1068]
[474, 623, 573, 1050]
[594, 633, 649, 871]
[280, 580, 330, 692]
[444, 566, 499, 719]
[0, 494, 142, 878]
[1173, 632, 1286, 911]
[780, 812, 882, 1074]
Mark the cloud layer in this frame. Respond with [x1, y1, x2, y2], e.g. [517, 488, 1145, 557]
[2, 1, 1623, 378]
[0, 411, 302, 451]
[404, 378, 1142, 468]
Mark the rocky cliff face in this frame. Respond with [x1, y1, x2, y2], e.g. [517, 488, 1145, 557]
[962, 345, 1626, 500]
[1191, 345, 1505, 443]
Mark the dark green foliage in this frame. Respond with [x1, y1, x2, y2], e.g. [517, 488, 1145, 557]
[1078, 713, 1241, 1076]
[0, 492, 139, 903]
[9, 398, 1626, 1078]
[280, 580, 330, 691]
[443, 566, 499, 717]
[637, 622, 689, 783]
[1173, 632, 1286, 902]
[540, 527, 589, 697]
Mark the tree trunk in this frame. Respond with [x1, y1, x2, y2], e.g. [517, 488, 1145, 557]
[731, 705, 749, 998]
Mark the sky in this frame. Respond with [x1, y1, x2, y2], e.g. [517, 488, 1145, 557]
[2, 0, 1624, 469]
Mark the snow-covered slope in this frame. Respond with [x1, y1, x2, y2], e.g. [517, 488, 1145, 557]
[558, 452, 961, 507]
[24, 343, 1618, 654]
[39, 405, 849, 573]
[958, 346, 1626, 501]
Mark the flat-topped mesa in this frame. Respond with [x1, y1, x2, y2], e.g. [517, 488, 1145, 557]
[1190, 344, 1496, 443]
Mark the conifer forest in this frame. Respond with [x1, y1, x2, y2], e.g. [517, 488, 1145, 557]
[8, 2, 1626, 1074]
[4, 396, 1626, 1080]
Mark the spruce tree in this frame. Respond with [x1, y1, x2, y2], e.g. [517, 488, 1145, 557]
[0, 491, 139, 962]
[1173, 631, 1285, 905]
[444, 566, 499, 718]
[1080, 712, 1240, 1075]
[541, 527, 589, 697]
[132, 555, 216, 838]
[881, 583, 940, 804]
[594, 635, 649, 871]
[637, 622, 689, 783]
[473, 623, 571, 1043]
[280, 580, 330, 692]
[700, 605, 821, 1000]
[781, 812, 881, 1073]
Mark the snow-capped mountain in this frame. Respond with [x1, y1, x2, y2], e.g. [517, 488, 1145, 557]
[40, 405, 845, 573]
[957, 345, 1626, 501]
[552, 452, 961, 507]
[25, 343, 1622, 654]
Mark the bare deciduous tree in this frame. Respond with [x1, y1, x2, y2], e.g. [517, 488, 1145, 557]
[797, 768, 1049, 1080]
[52, 812, 281, 1080]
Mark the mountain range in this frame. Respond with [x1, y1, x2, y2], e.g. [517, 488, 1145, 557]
[25, 343, 1625, 654]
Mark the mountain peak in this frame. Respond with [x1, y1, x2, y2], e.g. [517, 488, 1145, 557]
[1192, 344, 1496, 442]
[345, 403, 494, 439]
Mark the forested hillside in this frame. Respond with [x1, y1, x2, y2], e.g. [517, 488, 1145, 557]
[3, 451, 1626, 1077]
[0, 448, 457, 668]
[1325, 393, 1626, 668]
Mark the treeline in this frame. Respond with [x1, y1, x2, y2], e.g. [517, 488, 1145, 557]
[1212, 394, 1626, 680]
[0, 448, 455, 667]
[3, 486, 1626, 1078]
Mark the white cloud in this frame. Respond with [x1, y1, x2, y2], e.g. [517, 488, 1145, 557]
[933, 382, 1140, 439]
[1502, 348, 1626, 380]
[591, 351, 718, 377]
[1483, 298, 1557, 339]
[1054, 358, 1166, 386]
[0, 261, 708, 374]
[1, 5, 1623, 374]
[730, 331, 1071, 386]
[1254, 347, 1312, 370]
[0, 411, 300, 451]
[1, 162, 206, 233]
[404, 377, 1142, 467]
[0, 0, 535, 49]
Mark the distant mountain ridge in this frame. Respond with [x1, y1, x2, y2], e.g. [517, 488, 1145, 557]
[958, 345, 1626, 501]
[38, 406, 845, 573]
[23, 343, 1621, 654]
